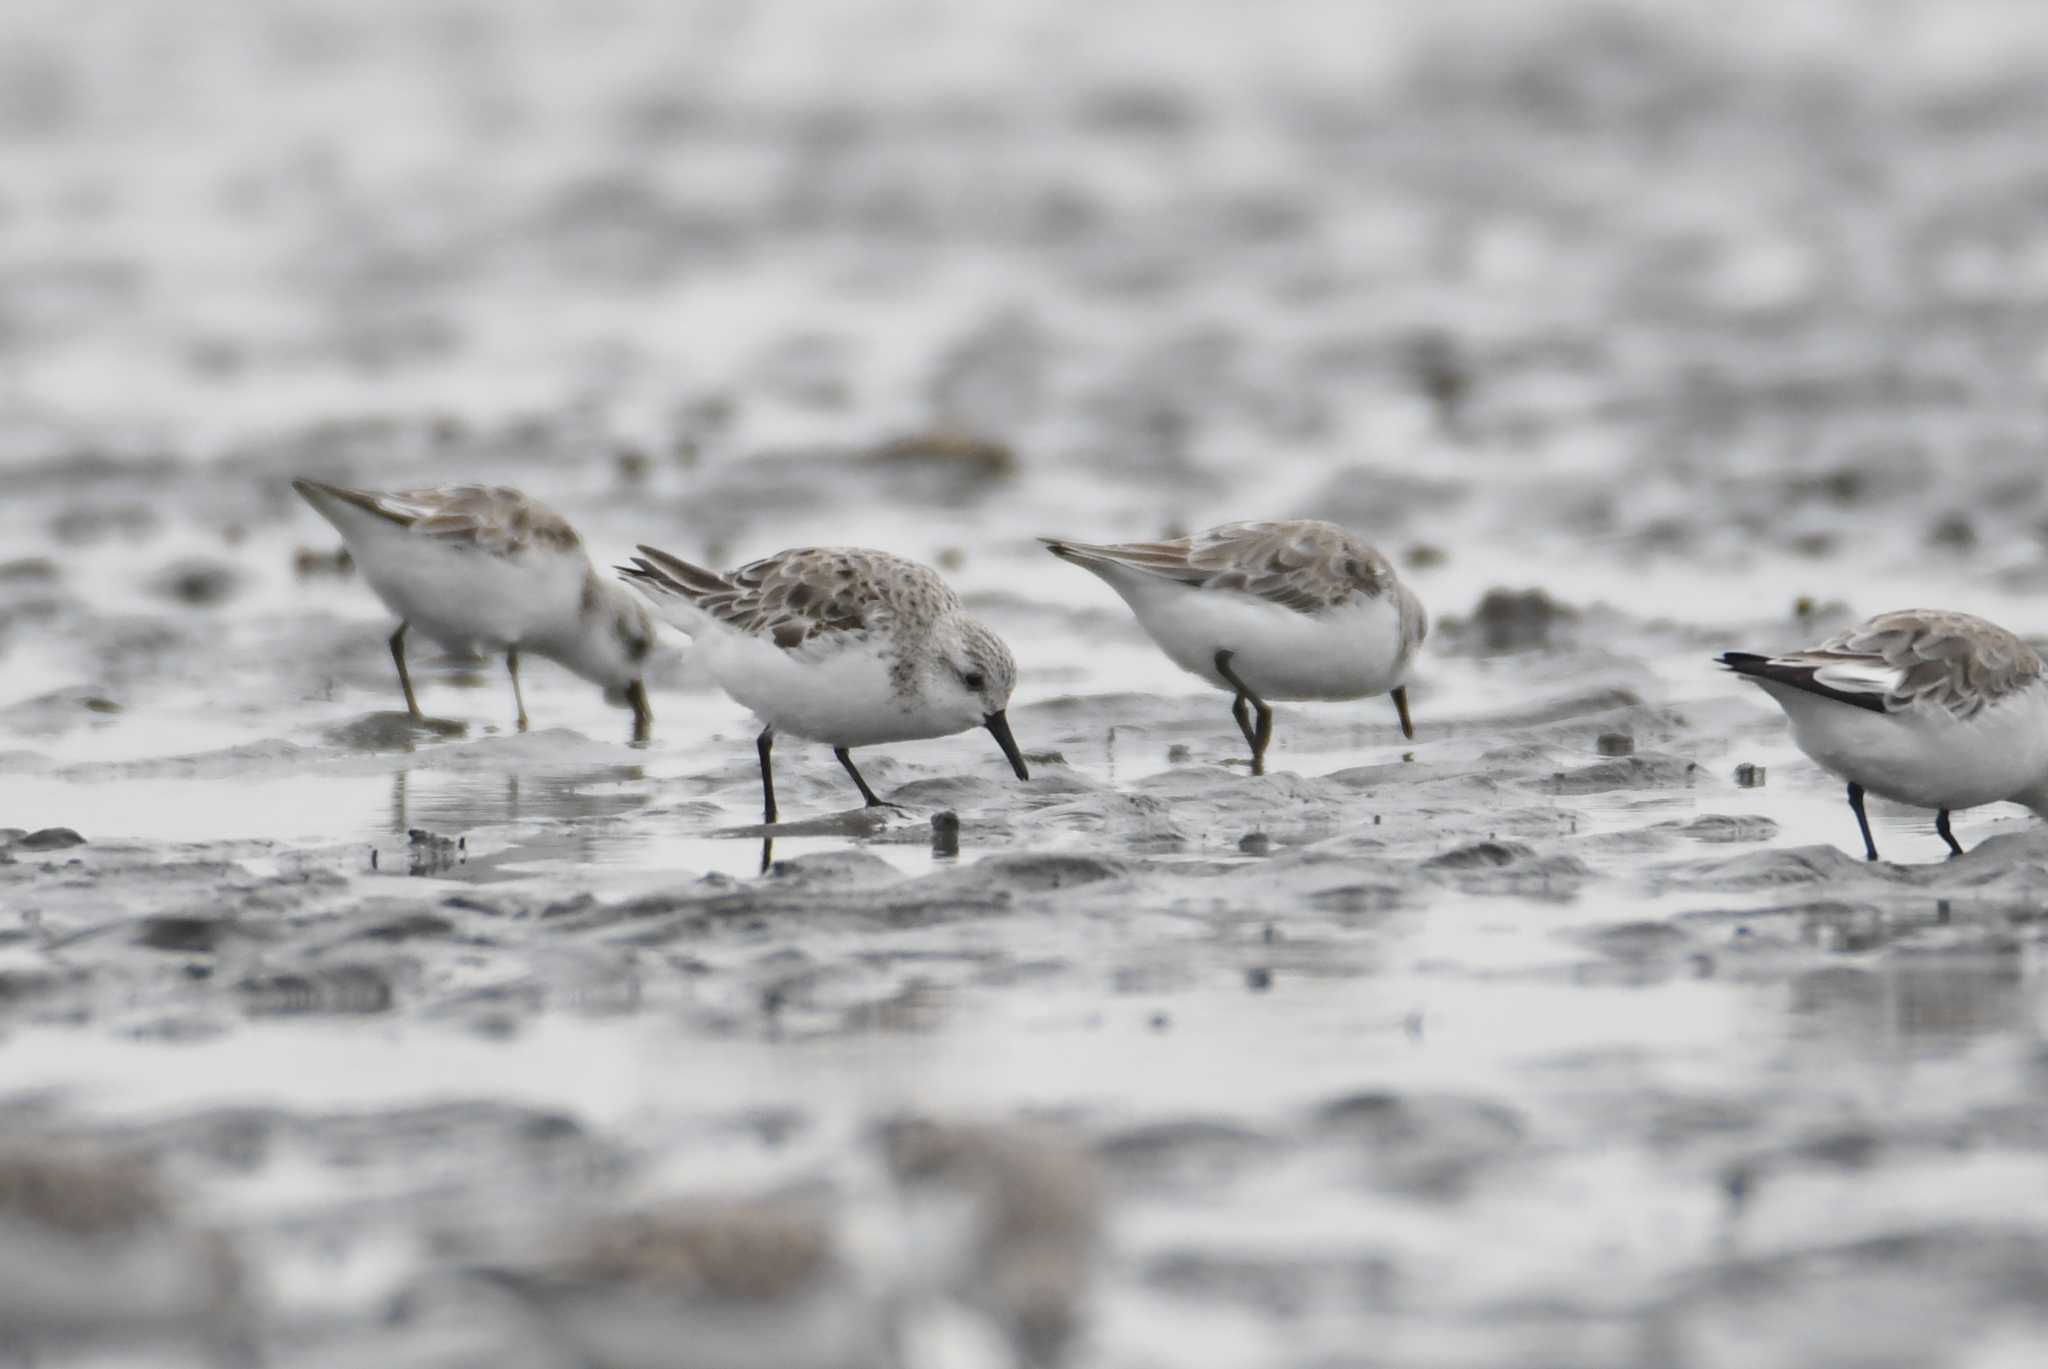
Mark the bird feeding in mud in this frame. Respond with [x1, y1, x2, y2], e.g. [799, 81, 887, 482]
[1042, 520, 1427, 775]
[1720, 608, 2048, 862]
[294, 480, 657, 740]
[620, 544, 1030, 823]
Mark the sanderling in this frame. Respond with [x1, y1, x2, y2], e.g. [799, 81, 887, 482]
[0, 1147, 246, 1356]
[1042, 520, 1427, 774]
[294, 480, 657, 739]
[620, 545, 1029, 823]
[1721, 608, 2048, 860]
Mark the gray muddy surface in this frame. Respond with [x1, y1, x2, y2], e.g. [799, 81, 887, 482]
[7, 1, 2048, 1365]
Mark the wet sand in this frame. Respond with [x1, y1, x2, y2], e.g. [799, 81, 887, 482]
[8, 1, 2048, 1365]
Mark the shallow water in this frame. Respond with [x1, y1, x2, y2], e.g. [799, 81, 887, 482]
[9, 0, 2048, 1365]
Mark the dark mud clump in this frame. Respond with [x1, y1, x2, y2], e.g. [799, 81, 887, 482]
[1457, 588, 1580, 653]
[148, 558, 243, 608]
[13, 827, 87, 851]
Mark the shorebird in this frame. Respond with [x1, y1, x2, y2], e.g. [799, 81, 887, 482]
[1720, 608, 2048, 860]
[620, 544, 1029, 822]
[294, 480, 656, 739]
[1042, 520, 1426, 774]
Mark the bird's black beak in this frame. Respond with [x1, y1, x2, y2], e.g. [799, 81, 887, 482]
[985, 710, 1029, 781]
[625, 679, 653, 743]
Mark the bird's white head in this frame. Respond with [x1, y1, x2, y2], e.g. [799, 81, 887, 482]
[562, 574, 658, 695]
[924, 614, 1029, 780]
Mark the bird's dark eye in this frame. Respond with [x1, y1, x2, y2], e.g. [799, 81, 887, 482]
[962, 670, 986, 691]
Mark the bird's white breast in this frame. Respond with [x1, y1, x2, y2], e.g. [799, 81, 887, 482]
[1765, 679, 2048, 811]
[348, 520, 587, 654]
[1114, 573, 1412, 702]
[697, 631, 962, 746]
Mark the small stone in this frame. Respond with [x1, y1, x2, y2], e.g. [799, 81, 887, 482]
[136, 916, 229, 953]
[1166, 744, 1192, 763]
[1245, 967, 1272, 992]
[1722, 1162, 1755, 1214]
[1733, 762, 1767, 788]
[17, 828, 86, 851]
[405, 828, 464, 876]
[1404, 329, 1471, 427]
[931, 811, 961, 859]
[1468, 587, 1576, 653]
[149, 557, 242, 607]
[1596, 731, 1634, 756]
[1926, 512, 1976, 550]
[293, 546, 354, 579]
[0, 557, 58, 583]
[1404, 543, 1447, 569]
[1148, 1012, 1171, 1032]
[1237, 831, 1271, 856]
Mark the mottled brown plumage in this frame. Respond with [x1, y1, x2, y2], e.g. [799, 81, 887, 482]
[1046, 520, 1399, 615]
[315, 482, 583, 557]
[624, 545, 958, 652]
[1794, 609, 2041, 718]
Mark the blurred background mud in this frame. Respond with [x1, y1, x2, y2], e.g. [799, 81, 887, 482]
[8, 1, 2048, 1365]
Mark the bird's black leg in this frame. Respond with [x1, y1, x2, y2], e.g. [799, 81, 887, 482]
[1936, 808, 1964, 859]
[1229, 690, 1256, 753]
[1847, 782, 1879, 862]
[626, 680, 652, 743]
[836, 747, 886, 807]
[507, 648, 529, 732]
[757, 727, 778, 825]
[390, 623, 423, 719]
[1214, 649, 1272, 776]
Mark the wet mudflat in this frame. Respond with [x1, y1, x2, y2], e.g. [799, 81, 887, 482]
[8, 1, 2048, 1365]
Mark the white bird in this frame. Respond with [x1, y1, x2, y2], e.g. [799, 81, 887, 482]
[1041, 520, 1427, 774]
[1720, 608, 2048, 860]
[294, 480, 657, 738]
[619, 544, 1029, 823]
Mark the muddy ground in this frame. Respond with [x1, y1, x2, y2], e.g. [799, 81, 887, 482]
[7, 1, 2048, 1365]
